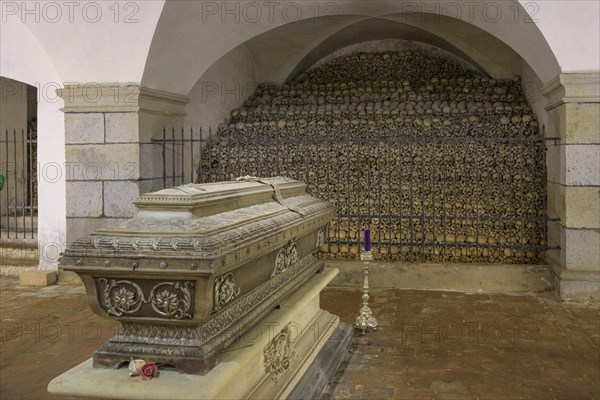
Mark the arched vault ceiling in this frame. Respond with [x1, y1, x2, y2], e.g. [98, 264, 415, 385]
[284, 17, 503, 82]
[143, 1, 560, 94]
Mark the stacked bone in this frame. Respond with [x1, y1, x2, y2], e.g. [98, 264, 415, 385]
[199, 51, 546, 264]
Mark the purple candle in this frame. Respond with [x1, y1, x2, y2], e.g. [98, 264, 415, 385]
[364, 230, 371, 252]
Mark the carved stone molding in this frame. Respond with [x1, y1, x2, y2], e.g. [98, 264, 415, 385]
[542, 73, 600, 110]
[263, 323, 296, 384]
[68, 199, 331, 260]
[57, 84, 190, 115]
[114, 255, 319, 346]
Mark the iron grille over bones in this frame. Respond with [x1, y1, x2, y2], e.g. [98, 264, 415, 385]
[162, 51, 549, 264]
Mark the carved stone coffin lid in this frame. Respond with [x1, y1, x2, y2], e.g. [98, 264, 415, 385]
[61, 177, 335, 273]
[133, 177, 305, 214]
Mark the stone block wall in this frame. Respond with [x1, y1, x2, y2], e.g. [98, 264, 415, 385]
[58, 85, 189, 241]
[543, 73, 600, 300]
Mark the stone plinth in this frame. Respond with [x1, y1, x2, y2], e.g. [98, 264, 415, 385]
[19, 270, 57, 287]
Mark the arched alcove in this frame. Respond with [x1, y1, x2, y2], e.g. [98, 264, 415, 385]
[176, 9, 555, 139]
[130, 3, 566, 283]
[142, 3, 560, 95]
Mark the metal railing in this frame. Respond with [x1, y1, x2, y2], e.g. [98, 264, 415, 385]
[0, 129, 37, 239]
[154, 125, 554, 264]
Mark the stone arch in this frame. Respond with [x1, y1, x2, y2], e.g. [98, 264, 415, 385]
[142, 2, 560, 97]
[142, 3, 561, 133]
[285, 16, 518, 82]
[139, 2, 600, 300]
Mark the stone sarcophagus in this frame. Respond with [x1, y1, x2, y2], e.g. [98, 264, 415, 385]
[61, 177, 334, 375]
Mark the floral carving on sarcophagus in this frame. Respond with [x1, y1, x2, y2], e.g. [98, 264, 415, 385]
[213, 273, 241, 311]
[272, 239, 299, 278]
[263, 323, 296, 384]
[316, 226, 326, 249]
[96, 278, 194, 320]
[99, 279, 145, 317]
[149, 282, 193, 319]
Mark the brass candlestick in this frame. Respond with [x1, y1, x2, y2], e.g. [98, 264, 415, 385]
[355, 249, 377, 334]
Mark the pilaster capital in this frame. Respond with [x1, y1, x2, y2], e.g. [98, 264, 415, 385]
[542, 73, 600, 111]
[56, 84, 190, 116]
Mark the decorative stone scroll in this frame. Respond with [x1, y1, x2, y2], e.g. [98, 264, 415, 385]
[99, 278, 145, 317]
[272, 239, 299, 278]
[316, 226, 326, 248]
[213, 273, 241, 311]
[150, 282, 193, 319]
[263, 323, 296, 384]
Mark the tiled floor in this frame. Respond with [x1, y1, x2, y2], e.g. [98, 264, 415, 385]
[0, 278, 117, 400]
[322, 289, 600, 400]
[0, 276, 598, 400]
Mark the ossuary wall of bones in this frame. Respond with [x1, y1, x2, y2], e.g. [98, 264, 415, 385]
[199, 51, 547, 264]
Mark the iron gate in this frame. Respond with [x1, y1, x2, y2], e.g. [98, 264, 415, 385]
[0, 128, 37, 239]
[155, 125, 554, 264]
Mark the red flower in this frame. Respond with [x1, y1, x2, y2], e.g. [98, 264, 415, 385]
[139, 363, 159, 380]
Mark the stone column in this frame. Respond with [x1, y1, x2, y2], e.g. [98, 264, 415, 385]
[57, 84, 189, 242]
[543, 73, 600, 301]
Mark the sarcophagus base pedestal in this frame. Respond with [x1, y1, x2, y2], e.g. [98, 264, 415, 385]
[48, 267, 353, 400]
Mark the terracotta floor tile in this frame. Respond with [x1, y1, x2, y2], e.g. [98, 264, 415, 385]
[321, 288, 599, 400]
[1, 277, 599, 400]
